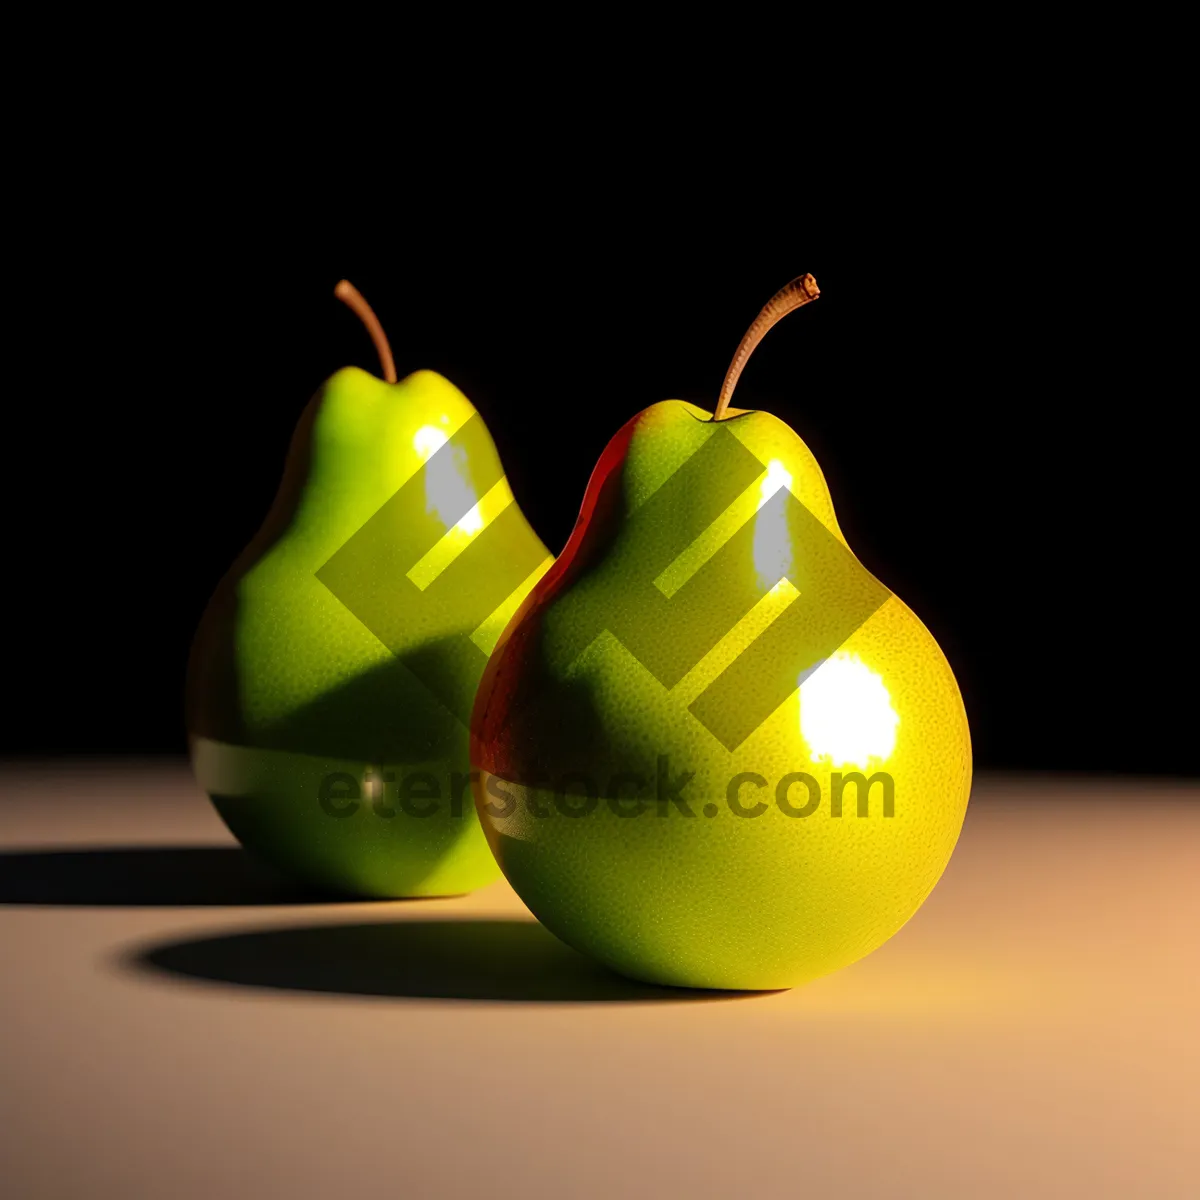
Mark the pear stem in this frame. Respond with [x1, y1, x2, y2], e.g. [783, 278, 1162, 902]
[713, 274, 820, 420]
[334, 280, 398, 383]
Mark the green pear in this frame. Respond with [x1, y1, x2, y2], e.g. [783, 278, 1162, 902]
[188, 282, 552, 897]
[472, 276, 971, 989]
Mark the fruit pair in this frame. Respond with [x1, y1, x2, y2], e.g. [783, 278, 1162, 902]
[187, 278, 971, 990]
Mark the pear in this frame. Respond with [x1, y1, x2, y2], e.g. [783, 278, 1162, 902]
[472, 276, 971, 989]
[188, 282, 552, 897]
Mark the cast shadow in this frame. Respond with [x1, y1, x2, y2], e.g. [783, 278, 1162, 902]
[131, 918, 744, 1004]
[0, 846, 319, 907]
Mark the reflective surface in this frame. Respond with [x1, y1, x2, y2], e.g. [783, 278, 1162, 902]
[6, 766, 1194, 1199]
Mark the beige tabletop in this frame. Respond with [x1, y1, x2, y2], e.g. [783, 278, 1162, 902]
[1, 764, 1197, 1199]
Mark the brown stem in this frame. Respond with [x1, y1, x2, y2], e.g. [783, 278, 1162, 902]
[334, 280, 398, 383]
[713, 274, 820, 420]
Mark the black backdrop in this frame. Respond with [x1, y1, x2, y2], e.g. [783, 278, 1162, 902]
[5, 173, 1190, 775]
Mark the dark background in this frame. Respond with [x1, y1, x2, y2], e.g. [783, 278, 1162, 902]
[4, 151, 1190, 774]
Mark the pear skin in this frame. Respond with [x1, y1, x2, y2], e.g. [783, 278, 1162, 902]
[472, 280, 971, 989]
[189, 353, 552, 898]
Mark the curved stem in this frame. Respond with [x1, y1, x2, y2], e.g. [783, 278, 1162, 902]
[334, 280, 398, 383]
[713, 274, 820, 420]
